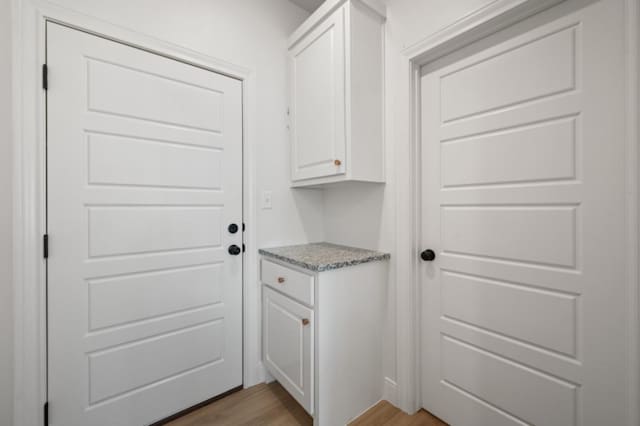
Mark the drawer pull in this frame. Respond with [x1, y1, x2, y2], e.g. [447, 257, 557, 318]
[334, 159, 342, 166]
[277, 276, 286, 283]
[302, 318, 310, 326]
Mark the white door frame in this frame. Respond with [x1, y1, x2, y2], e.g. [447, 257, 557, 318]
[393, 0, 640, 424]
[12, 1, 262, 425]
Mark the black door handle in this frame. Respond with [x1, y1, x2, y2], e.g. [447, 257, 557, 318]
[228, 245, 241, 256]
[420, 249, 436, 261]
[228, 223, 239, 234]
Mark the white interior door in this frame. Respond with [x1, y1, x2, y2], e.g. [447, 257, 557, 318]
[47, 23, 243, 426]
[420, 1, 631, 425]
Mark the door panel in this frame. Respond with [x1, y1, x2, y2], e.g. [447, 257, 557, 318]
[87, 133, 223, 189]
[88, 321, 224, 404]
[47, 23, 243, 426]
[440, 117, 577, 188]
[263, 286, 314, 414]
[420, 1, 629, 425]
[442, 337, 577, 426]
[441, 271, 578, 356]
[86, 58, 224, 132]
[439, 23, 576, 123]
[289, 6, 346, 181]
[442, 205, 577, 267]
[88, 264, 223, 330]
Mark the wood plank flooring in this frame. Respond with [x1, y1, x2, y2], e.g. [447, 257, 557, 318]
[349, 400, 447, 426]
[165, 382, 447, 426]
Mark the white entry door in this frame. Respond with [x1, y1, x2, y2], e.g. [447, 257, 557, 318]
[47, 23, 243, 426]
[421, 1, 631, 425]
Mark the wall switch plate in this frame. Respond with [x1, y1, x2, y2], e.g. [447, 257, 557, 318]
[262, 190, 273, 209]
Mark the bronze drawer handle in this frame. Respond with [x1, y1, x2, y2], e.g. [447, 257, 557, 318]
[277, 277, 285, 284]
[302, 318, 310, 326]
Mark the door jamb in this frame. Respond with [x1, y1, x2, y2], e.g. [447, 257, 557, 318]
[12, 1, 262, 425]
[393, 1, 640, 425]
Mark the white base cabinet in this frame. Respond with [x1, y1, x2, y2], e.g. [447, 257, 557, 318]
[261, 257, 387, 425]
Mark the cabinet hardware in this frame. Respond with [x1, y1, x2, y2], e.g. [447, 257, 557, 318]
[334, 159, 342, 166]
[302, 318, 310, 326]
[277, 277, 285, 283]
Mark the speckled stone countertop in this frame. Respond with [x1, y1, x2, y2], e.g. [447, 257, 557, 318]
[258, 242, 390, 272]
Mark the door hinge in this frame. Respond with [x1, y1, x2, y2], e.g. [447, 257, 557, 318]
[43, 234, 49, 259]
[42, 64, 48, 90]
[44, 401, 48, 426]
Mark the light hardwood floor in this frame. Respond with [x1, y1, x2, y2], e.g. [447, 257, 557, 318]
[349, 400, 447, 426]
[164, 382, 447, 426]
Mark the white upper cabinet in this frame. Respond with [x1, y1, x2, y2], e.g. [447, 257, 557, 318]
[288, 0, 385, 187]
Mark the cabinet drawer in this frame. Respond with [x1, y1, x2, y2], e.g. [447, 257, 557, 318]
[261, 259, 314, 306]
[263, 286, 314, 414]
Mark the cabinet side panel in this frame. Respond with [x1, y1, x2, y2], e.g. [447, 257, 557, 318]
[348, 1, 385, 182]
[315, 261, 387, 425]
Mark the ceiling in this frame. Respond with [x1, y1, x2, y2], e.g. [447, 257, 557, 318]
[288, 0, 324, 12]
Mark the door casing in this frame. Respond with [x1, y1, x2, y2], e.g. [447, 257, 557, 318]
[393, 0, 640, 422]
[12, 2, 261, 425]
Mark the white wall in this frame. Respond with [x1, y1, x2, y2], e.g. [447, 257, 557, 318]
[385, 0, 495, 49]
[321, 0, 505, 401]
[0, 0, 14, 424]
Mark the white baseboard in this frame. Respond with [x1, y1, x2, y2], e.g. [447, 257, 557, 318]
[347, 377, 399, 423]
[383, 377, 398, 406]
[245, 361, 270, 388]
[263, 366, 275, 384]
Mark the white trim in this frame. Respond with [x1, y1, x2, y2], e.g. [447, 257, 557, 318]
[12, 1, 262, 424]
[12, 2, 47, 424]
[241, 64, 265, 390]
[288, 0, 385, 48]
[624, 0, 640, 424]
[401, 0, 564, 61]
[394, 0, 640, 422]
[393, 57, 421, 414]
[382, 377, 398, 405]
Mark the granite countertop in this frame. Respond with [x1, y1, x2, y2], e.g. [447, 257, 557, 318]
[258, 242, 390, 272]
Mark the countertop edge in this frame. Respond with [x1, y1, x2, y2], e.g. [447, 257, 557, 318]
[258, 248, 390, 272]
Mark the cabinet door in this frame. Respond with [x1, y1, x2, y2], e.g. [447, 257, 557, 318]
[289, 6, 346, 181]
[263, 286, 314, 414]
